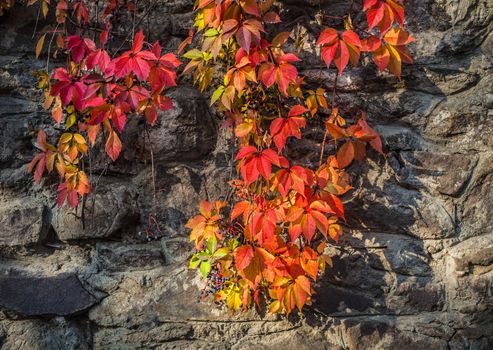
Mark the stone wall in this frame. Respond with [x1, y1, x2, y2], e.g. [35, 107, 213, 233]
[0, 1, 492, 349]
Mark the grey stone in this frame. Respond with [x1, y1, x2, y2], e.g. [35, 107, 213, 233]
[0, 273, 98, 316]
[396, 151, 475, 197]
[445, 235, 493, 313]
[52, 179, 139, 241]
[0, 0, 492, 348]
[462, 171, 493, 237]
[0, 199, 50, 247]
[0, 318, 89, 350]
[95, 242, 165, 272]
[161, 237, 193, 265]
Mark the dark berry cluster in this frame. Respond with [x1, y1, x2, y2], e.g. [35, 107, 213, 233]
[197, 265, 229, 302]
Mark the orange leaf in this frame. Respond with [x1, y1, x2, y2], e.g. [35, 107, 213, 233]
[105, 131, 122, 162]
[336, 141, 355, 168]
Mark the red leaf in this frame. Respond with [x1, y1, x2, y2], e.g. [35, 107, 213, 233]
[341, 30, 361, 47]
[235, 245, 254, 270]
[323, 193, 345, 219]
[231, 201, 250, 221]
[236, 26, 252, 53]
[333, 41, 350, 73]
[384, 28, 415, 46]
[288, 105, 308, 117]
[132, 30, 145, 52]
[302, 214, 316, 243]
[366, 2, 385, 29]
[372, 44, 390, 72]
[236, 146, 257, 160]
[316, 28, 338, 46]
[321, 44, 338, 69]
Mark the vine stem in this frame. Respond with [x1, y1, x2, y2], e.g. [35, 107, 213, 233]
[31, 5, 41, 39]
[45, 23, 60, 72]
[319, 72, 339, 166]
[112, 0, 158, 57]
[145, 123, 157, 216]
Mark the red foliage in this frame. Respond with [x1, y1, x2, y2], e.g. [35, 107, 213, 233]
[183, 0, 415, 314]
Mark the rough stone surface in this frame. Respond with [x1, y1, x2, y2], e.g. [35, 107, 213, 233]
[0, 0, 492, 349]
[51, 179, 140, 241]
[0, 198, 50, 247]
[0, 273, 97, 316]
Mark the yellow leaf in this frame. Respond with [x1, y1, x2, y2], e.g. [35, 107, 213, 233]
[41, 0, 49, 18]
[73, 133, 86, 145]
[269, 300, 281, 313]
[226, 286, 242, 312]
[59, 133, 73, 144]
[35, 33, 46, 59]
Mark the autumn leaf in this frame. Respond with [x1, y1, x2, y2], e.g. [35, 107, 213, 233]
[35, 33, 46, 58]
[317, 28, 361, 73]
[236, 147, 285, 185]
[105, 130, 122, 162]
[270, 105, 307, 151]
[113, 31, 157, 80]
[258, 53, 300, 95]
[336, 141, 355, 169]
[235, 245, 254, 270]
[364, 0, 405, 33]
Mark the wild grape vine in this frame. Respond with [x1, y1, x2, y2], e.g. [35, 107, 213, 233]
[183, 0, 414, 314]
[8, 0, 415, 316]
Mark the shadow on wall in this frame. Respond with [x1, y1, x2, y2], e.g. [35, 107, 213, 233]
[300, 37, 461, 325]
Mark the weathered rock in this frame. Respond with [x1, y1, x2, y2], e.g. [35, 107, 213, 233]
[346, 180, 455, 239]
[95, 242, 165, 272]
[88, 267, 254, 326]
[0, 198, 50, 247]
[139, 87, 217, 164]
[445, 235, 493, 313]
[0, 273, 98, 316]
[160, 237, 193, 265]
[51, 179, 139, 241]
[396, 151, 475, 197]
[462, 168, 493, 237]
[0, 318, 89, 350]
[93, 323, 193, 349]
[335, 318, 449, 350]
[0, 0, 492, 348]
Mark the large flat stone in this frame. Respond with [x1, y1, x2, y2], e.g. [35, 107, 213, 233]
[0, 273, 98, 316]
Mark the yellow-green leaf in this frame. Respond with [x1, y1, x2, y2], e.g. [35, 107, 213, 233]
[199, 261, 211, 278]
[65, 114, 76, 129]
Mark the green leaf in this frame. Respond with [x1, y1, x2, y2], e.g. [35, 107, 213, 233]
[206, 235, 218, 254]
[213, 247, 230, 259]
[204, 28, 219, 37]
[183, 49, 203, 60]
[189, 255, 201, 269]
[199, 261, 211, 278]
[228, 238, 239, 250]
[197, 251, 211, 260]
[211, 86, 225, 106]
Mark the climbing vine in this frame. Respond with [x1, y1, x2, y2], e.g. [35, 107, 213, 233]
[9, 0, 414, 315]
[183, 0, 414, 314]
[24, 0, 181, 207]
